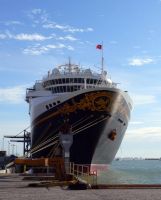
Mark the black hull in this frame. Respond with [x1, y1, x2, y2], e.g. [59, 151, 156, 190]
[31, 90, 130, 165]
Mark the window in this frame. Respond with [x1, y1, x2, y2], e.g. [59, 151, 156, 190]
[87, 79, 90, 84]
[67, 86, 70, 92]
[52, 80, 55, 85]
[73, 86, 78, 91]
[46, 105, 49, 110]
[53, 87, 56, 93]
[59, 86, 64, 93]
[55, 86, 59, 93]
[93, 79, 97, 84]
[98, 80, 102, 84]
[58, 79, 61, 84]
[49, 104, 52, 108]
[77, 85, 81, 90]
[63, 86, 66, 92]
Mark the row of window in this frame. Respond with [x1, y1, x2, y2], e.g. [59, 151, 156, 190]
[43, 78, 104, 87]
[46, 100, 61, 110]
[48, 85, 97, 93]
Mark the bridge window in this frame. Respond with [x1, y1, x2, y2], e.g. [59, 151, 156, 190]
[86, 79, 98, 84]
[49, 84, 84, 93]
[44, 78, 87, 87]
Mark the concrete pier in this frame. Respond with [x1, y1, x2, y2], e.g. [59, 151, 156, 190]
[1, 174, 161, 200]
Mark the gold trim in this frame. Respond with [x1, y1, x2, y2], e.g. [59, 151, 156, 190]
[33, 91, 115, 127]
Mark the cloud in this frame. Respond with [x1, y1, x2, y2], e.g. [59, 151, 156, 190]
[0, 34, 6, 39]
[31, 8, 42, 15]
[130, 121, 144, 125]
[14, 33, 52, 41]
[5, 31, 52, 41]
[1, 31, 78, 42]
[27, 8, 93, 33]
[63, 26, 94, 33]
[42, 23, 63, 30]
[131, 94, 156, 106]
[56, 35, 78, 41]
[23, 43, 74, 55]
[43, 22, 93, 33]
[126, 127, 161, 138]
[28, 8, 48, 23]
[128, 57, 154, 66]
[0, 85, 27, 104]
[5, 21, 23, 26]
[0, 20, 23, 26]
[1, 30, 79, 42]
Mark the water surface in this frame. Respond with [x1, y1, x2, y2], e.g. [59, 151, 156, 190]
[98, 160, 161, 184]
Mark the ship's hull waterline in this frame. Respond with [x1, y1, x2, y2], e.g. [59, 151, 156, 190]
[31, 89, 130, 166]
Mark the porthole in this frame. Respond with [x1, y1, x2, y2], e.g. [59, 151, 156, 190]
[118, 118, 123, 123]
[46, 105, 49, 110]
[57, 100, 60, 104]
[49, 104, 52, 108]
[53, 102, 56, 106]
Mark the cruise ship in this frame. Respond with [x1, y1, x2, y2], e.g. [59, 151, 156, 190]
[26, 59, 132, 167]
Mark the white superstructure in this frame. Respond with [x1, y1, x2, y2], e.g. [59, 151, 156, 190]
[26, 61, 127, 122]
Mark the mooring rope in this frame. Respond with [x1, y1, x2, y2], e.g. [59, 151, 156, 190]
[30, 134, 59, 153]
[31, 140, 58, 155]
[73, 116, 109, 135]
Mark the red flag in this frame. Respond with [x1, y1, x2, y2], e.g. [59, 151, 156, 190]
[96, 44, 102, 49]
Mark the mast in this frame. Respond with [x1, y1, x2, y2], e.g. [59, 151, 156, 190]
[96, 42, 104, 75]
[101, 41, 104, 74]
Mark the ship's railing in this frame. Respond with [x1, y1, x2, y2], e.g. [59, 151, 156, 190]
[26, 87, 35, 93]
[36, 80, 43, 83]
[69, 162, 97, 185]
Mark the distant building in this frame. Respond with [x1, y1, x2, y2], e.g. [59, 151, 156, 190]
[0, 151, 7, 169]
[0, 151, 17, 169]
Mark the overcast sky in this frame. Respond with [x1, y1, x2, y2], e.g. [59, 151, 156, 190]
[0, 0, 161, 158]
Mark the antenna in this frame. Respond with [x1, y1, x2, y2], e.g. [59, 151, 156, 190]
[68, 57, 72, 73]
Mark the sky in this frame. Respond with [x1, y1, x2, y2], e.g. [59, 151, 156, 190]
[0, 0, 161, 158]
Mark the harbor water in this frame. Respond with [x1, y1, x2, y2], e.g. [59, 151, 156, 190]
[98, 160, 161, 184]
